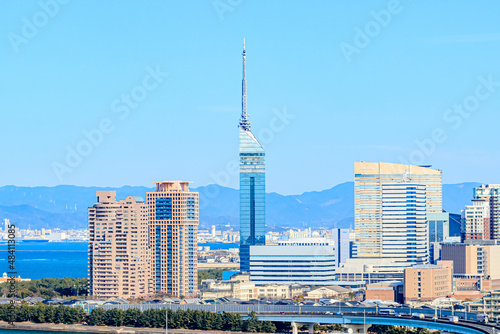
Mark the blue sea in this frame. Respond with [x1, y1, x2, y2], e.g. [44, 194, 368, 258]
[0, 242, 238, 280]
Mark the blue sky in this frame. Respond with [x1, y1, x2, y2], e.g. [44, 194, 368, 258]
[1, 0, 500, 195]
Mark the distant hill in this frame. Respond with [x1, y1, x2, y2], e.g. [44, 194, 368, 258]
[0, 182, 482, 230]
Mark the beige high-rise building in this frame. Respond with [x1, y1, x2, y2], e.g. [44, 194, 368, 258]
[88, 191, 152, 298]
[354, 162, 442, 259]
[147, 181, 198, 298]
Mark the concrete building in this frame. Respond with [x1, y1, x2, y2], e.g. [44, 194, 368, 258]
[257, 284, 303, 300]
[250, 239, 336, 285]
[403, 261, 453, 303]
[441, 241, 500, 293]
[474, 184, 500, 240]
[201, 274, 256, 301]
[88, 191, 152, 298]
[147, 181, 198, 297]
[239, 40, 266, 273]
[355, 162, 440, 263]
[461, 199, 491, 241]
[469, 290, 500, 321]
[200, 274, 303, 301]
[306, 286, 352, 300]
[365, 281, 404, 303]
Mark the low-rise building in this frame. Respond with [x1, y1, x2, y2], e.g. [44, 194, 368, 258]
[256, 284, 303, 300]
[200, 274, 304, 301]
[305, 286, 352, 301]
[404, 261, 453, 303]
[201, 274, 255, 301]
[365, 281, 404, 303]
[468, 290, 500, 321]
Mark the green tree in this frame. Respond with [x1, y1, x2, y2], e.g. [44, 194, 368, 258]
[124, 308, 141, 327]
[103, 308, 125, 326]
[87, 308, 105, 326]
[242, 311, 261, 333]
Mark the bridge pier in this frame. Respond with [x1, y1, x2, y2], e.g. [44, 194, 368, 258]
[290, 322, 315, 334]
[343, 324, 371, 334]
[291, 322, 298, 334]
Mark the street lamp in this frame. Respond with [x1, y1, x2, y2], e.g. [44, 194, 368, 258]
[363, 310, 366, 334]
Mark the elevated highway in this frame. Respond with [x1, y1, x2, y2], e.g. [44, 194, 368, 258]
[253, 313, 498, 334]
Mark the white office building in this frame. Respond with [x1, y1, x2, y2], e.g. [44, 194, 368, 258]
[250, 239, 336, 285]
[381, 183, 428, 266]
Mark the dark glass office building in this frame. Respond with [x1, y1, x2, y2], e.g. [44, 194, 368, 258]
[239, 40, 265, 272]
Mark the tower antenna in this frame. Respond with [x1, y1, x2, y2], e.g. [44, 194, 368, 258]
[239, 38, 250, 130]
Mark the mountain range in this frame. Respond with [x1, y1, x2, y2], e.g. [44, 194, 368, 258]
[0, 182, 481, 231]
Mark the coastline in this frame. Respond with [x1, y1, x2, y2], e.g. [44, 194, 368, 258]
[0, 322, 275, 334]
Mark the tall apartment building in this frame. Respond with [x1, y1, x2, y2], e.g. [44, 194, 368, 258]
[147, 181, 198, 297]
[355, 162, 441, 260]
[403, 261, 453, 303]
[239, 40, 266, 272]
[88, 191, 152, 298]
[473, 185, 500, 240]
[461, 199, 490, 241]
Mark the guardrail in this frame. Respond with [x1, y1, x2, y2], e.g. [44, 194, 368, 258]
[96, 303, 478, 322]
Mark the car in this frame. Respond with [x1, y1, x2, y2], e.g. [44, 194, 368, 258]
[449, 316, 459, 323]
[325, 311, 333, 315]
[335, 312, 344, 316]
[278, 312, 285, 315]
[411, 313, 425, 319]
[477, 314, 489, 323]
[379, 309, 396, 316]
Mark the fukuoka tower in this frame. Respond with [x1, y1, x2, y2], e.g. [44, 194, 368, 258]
[238, 39, 266, 273]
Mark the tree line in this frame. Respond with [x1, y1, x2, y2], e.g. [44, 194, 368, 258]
[1, 277, 88, 299]
[0, 303, 440, 334]
[0, 303, 276, 333]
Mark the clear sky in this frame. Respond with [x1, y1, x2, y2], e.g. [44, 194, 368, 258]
[1, 0, 500, 195]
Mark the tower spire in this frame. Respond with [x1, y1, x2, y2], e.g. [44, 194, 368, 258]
[239, 38, 250, 130]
